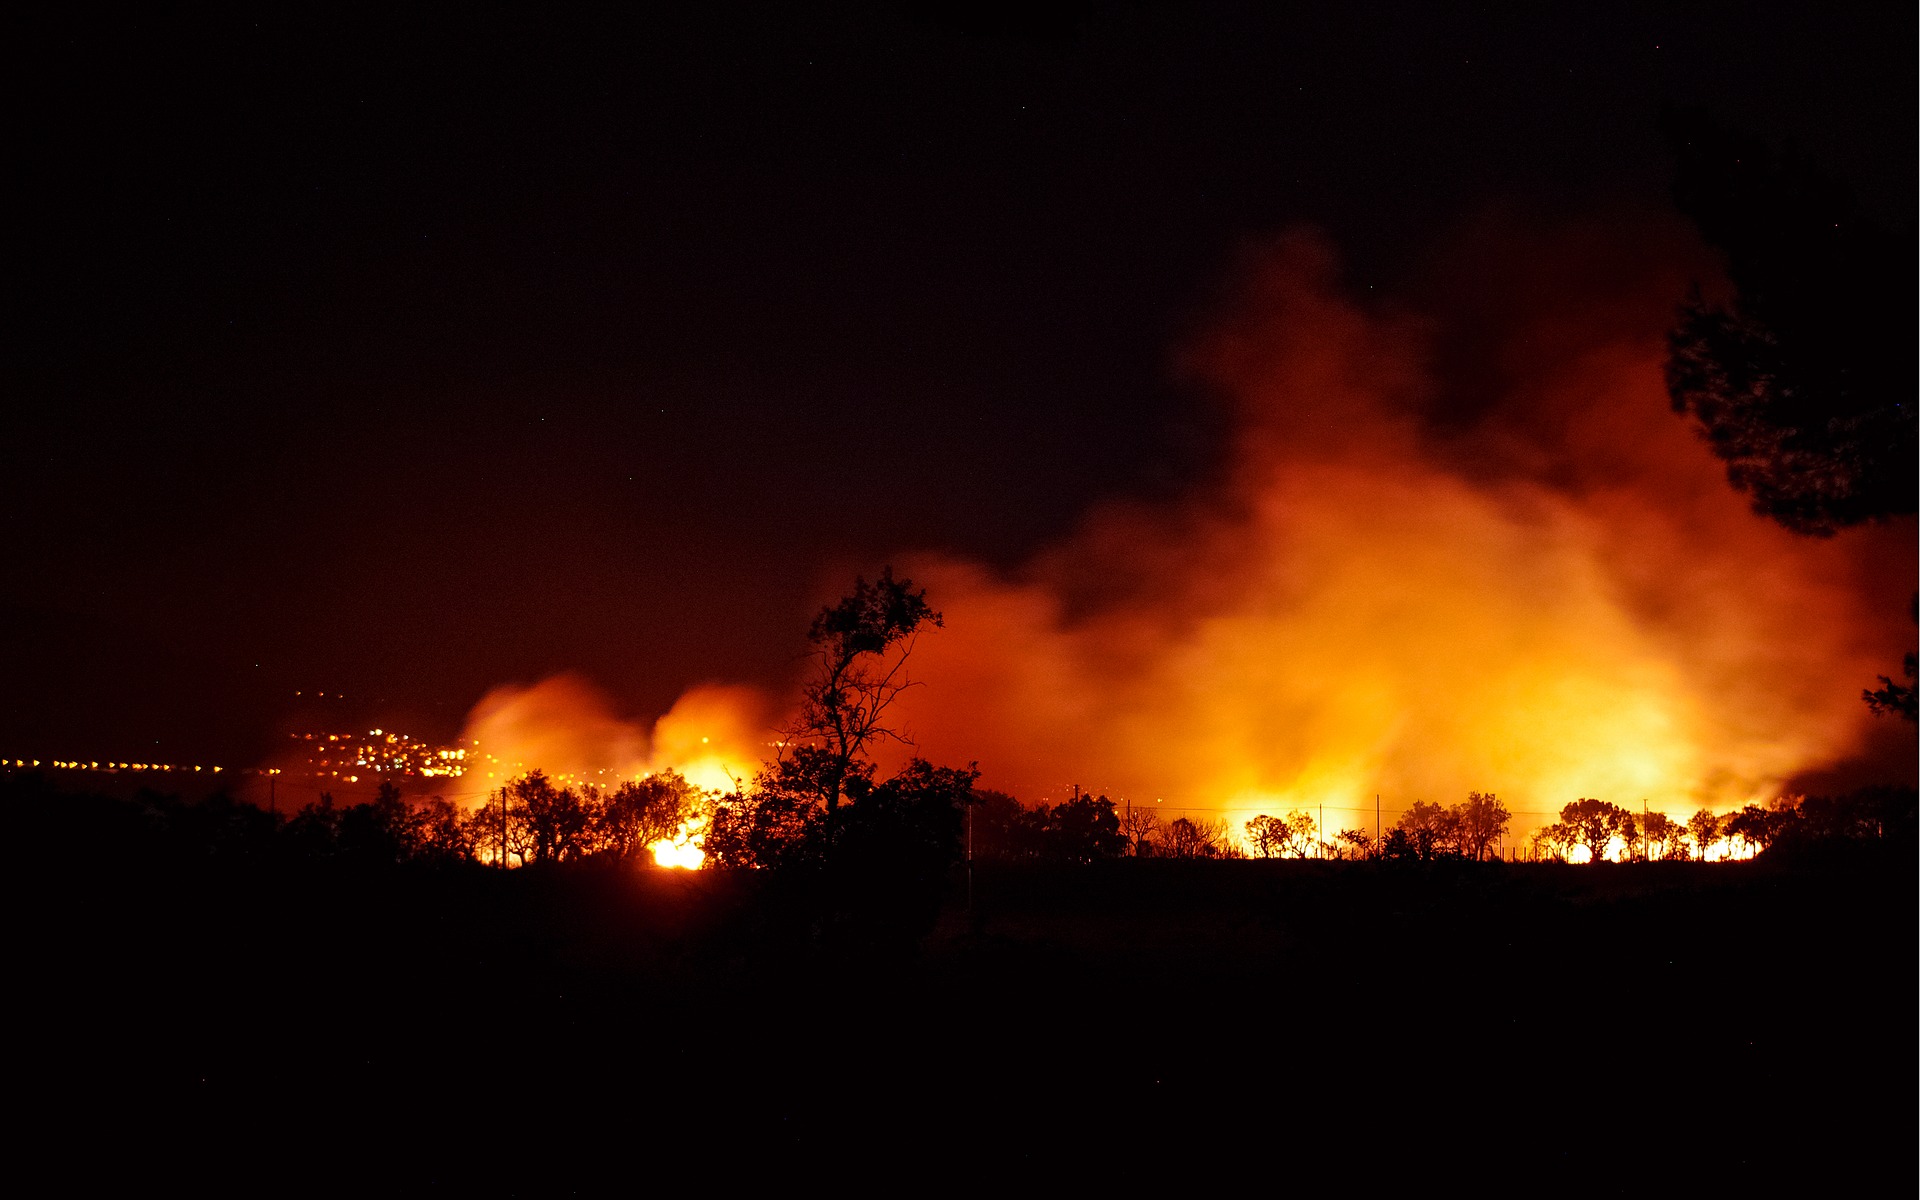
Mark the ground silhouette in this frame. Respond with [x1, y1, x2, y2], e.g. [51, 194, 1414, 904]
[19, 773, 1913, 1191]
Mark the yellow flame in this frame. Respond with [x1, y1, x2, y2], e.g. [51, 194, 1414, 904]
[649, 821, 707, 869]
[858, 230, 1911, 841]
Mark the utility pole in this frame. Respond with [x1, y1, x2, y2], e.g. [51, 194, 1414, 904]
[966, 795, 974, 912]
[1375, 794, 1381, 852]
[1319, 802, 1325, 859]
[498, 785, 507, 869]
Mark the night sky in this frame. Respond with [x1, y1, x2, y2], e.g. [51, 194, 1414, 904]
[8, 4, 1914, 766]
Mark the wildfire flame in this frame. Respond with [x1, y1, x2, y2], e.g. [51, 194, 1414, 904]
[649, 820, 708, 869]
[442, 220, 1912, 849]
[446, 675, 768, 865]
[865, 223, 1914, 836]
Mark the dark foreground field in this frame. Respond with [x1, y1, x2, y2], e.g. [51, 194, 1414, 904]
[28, 840, 1915, 1193]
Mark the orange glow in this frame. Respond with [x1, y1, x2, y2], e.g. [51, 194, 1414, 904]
[848, 226, 1914, 842]
[645, 685, 767, 795]
[456, 675, 764, 804]
[649, 820, 708, 869]
[460, 674, 653, 784]
[440, 675, 771, 867]
[353, 223, 1905, 858]
[1701, 838, 1758, 863]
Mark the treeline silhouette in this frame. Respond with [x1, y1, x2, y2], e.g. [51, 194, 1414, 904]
[21, 768, 1909, 876]
[963, 786, 1915, 865]
[13, 577, 1912, 1189]
[18, 764, 1915, 1192]
[22, 769, 703, 871]
[1528, 789, 1917, 862]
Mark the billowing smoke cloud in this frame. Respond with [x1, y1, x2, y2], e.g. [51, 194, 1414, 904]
[458, 672, 772, 799]
[867, 223, 1914, 836]
[458, 220, 1912, 841]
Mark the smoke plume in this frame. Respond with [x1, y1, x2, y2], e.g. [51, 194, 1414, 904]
[459, 220, 1913, 840]
[459, 673, 771, 798]
[872, 222, 1914, 835]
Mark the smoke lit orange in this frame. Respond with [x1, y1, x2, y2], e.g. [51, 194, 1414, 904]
[870, 224, 1914, 838]
[447, 222, 1914, 850]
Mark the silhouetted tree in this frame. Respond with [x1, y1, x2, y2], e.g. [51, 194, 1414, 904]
[1863, 652, 1917, 721]
[283, 792, 342, 859]
[1455, 792, 1510, 861]
[597, 770, 703, 860]
[1379, 827, 1415, 861]
[1395, 801, 1460, 860]
[1663, 111, 1915, 536]
[1558, 799, 1635, 863]
[1121, 806, 1161, 857]
[1162, 815, 1224, 859]
[784, 568, 942, 823]
[336, 781, 413, 865]
[967, 788, 1043, 862]
[707, 755, 974, 948]
[1638, 810, 1684, 861]
[1334, 828, 1374, 860]
[507, 771, 596, 863]
[836, 758, 974, 883]
[407, 797, 474, 863]
[464, 786, 537, 867]
[1862, 595, 1917, 723]
[1038, 792, 1127, 862]
[1243, 814, 1286, 858]
[702, 789, 806, 869]
[1530, 822, 1576, 863]
[1278, 810, 1319, 858]
[1802, 787, 1916, 843]
[702, 751, 849, 870]
[706, 572, 962, 878]
[1722, 802, 1792, 857]
[822, 758, 977, 950]
[1684, 809, 1723, 860]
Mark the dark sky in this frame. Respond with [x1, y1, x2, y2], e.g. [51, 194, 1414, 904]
[7, 3, 1913, 764]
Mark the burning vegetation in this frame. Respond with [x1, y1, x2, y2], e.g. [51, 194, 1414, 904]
[117, 222, 1900, 871]
[23, 226, 1905, 869]
[864, 224, 1914, 840]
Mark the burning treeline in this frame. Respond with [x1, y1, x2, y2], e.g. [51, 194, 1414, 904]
[454, 221, 1914, 852]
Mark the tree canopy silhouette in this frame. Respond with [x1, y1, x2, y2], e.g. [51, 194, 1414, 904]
[1684, 809, 1723, 861]
[1242, 811, 1313, 858]
[701, 568, 979, 922]
[1861, 595, 1917, 723]
[786, 567, 942, 821]
[962, 789, 1130, 863]
[1162, 814, 1231, 859]
[1663, 111, 1916, 537]
[1455, 792, 1510, 861]
[1556, 798, 1636, 863]
[1636, 809, 1684, 861]
[1663, 118, 1915, 725]
[598, 770, 701, 859]
[1373, 794, 1510, 861]
[1036, 792, 1128, 862]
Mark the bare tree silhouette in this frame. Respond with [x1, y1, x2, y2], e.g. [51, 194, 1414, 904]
[784, 567, 942, 823]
